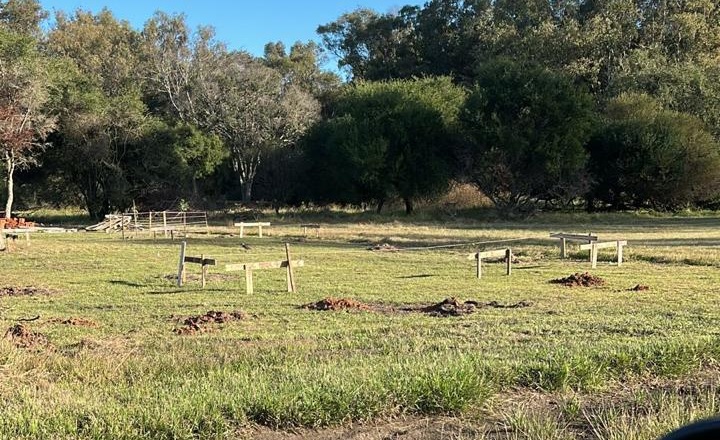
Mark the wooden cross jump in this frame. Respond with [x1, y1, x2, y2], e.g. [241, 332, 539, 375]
[177, 241, 216, 288]
[580, 240, 627, 269]
[550, 232, 598, 258]
[225, 243, 303, 294]
[468, 248, 512, 279]
[234, 222, 271, 238]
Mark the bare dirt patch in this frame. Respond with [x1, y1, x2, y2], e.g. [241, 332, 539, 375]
[550, 272, 605, 287]
[50, 317, 99, 327]
[367, 243, 399, 252]
[302, 297, 532, 317]
[302, 297, 372, 312]
[408, 298, 533, 317]
[173, 310, 249, 335]
[417, 297, 479, 317]
[0, 286, 58, 297]
[245, 415, 484, 440]
[629, 284, 650, 291]
[4, 324, 51, 349]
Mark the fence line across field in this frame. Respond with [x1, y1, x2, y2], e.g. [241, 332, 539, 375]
[121, 211, 209, 238]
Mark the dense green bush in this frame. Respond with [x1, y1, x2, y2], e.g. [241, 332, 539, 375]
[587, 94, 720, 211]
[460, 60, 597, 216]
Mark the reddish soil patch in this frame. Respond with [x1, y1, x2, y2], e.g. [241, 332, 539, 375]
[173, 310, 248, 335]
[50, 317, 99, 327]
[551, 272, 605, 287]
[630, 284, 650, 291]
[302, 297, 372, 312]
[302, 297, 533, 316]
[4, 324, 50, 349]
[0, 286, 57, 297]
[367, 243, 399, 252]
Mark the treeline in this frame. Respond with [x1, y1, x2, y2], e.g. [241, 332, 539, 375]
[1, 0, 720, 218]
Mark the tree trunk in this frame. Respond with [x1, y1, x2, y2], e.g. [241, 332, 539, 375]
[376, 198, 385, 213]
[241, 180, 253, 203]
[404, 197, 414, 215]
[4, 157, 14, 219]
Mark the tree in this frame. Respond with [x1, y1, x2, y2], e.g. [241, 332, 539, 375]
[587, 93, 720, 210]
[304, 77, 465, 214]
[202, 54, 320, 202]
[0, 25, 54, 218]
[460, 60, 596, 215]
[262, 41, 340, 97]
[46, 9, 149, 218]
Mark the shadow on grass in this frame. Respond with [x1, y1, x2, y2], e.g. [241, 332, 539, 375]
[108, 280, 144, 288]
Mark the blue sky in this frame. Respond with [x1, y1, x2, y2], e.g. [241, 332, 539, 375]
[38, 1, 424, 62]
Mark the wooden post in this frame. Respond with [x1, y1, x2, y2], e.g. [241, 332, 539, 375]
[200, 254, 206, 288]
[121, 216, 125, 240]
[258, 224, 263, 238]
[285, 243, 296, 293]
[239, 223, 244, 238]
[591, 243, 598, 269]
[506, 248, 512, 276]
[149, 211, 153, 230]
[0, 231, 5, 252]
[245, 267, 253, 294]
[177, 241, 187, 287]
[560, 237, 567, 258]
[617, 241, 623, 267]
[183, 212, 187, 231]
[163, 211, 168, 238]
[475, 253, 481, 279]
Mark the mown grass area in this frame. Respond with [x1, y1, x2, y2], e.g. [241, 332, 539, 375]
[1, 212, 720, 439]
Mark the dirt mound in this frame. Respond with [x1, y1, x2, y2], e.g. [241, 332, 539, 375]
[50, 317, 99, 327]
[420, 297, 479, 317]
[551, 272, 605, 287]
[368, 243, 399, 252]
[303, 297, 372, 312]
[173, 310, 248, 335]
[0, 286, 57, 297]
[4, 324, 50, 349]
[630, 284, 650, 291]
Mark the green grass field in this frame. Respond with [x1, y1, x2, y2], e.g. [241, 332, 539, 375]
[1, 212, 720, 439]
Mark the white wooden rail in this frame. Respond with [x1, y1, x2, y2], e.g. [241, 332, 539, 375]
[234, 222, 271, 238]
[550, 232, 598, 258]
[579, 240, 628, 269]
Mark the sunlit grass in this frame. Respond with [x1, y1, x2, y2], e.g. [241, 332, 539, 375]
[1, 211, 720, 438]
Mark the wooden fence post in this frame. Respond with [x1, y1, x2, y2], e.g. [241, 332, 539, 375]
[285, 243, 296, 293]
[560, 237, 567, 258]
[200, 254, 206, 288]
[475, 252, 481, 279]
[163, 211, 168, 238]
[506, 248, 512, 275]
[245, 267, 253, 294]
[591, 243, 598, 269]
[177, 241, 187, 287]
[617, 241, 623, 267]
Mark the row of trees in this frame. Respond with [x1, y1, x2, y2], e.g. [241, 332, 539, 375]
[1, 0, 720, 218]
